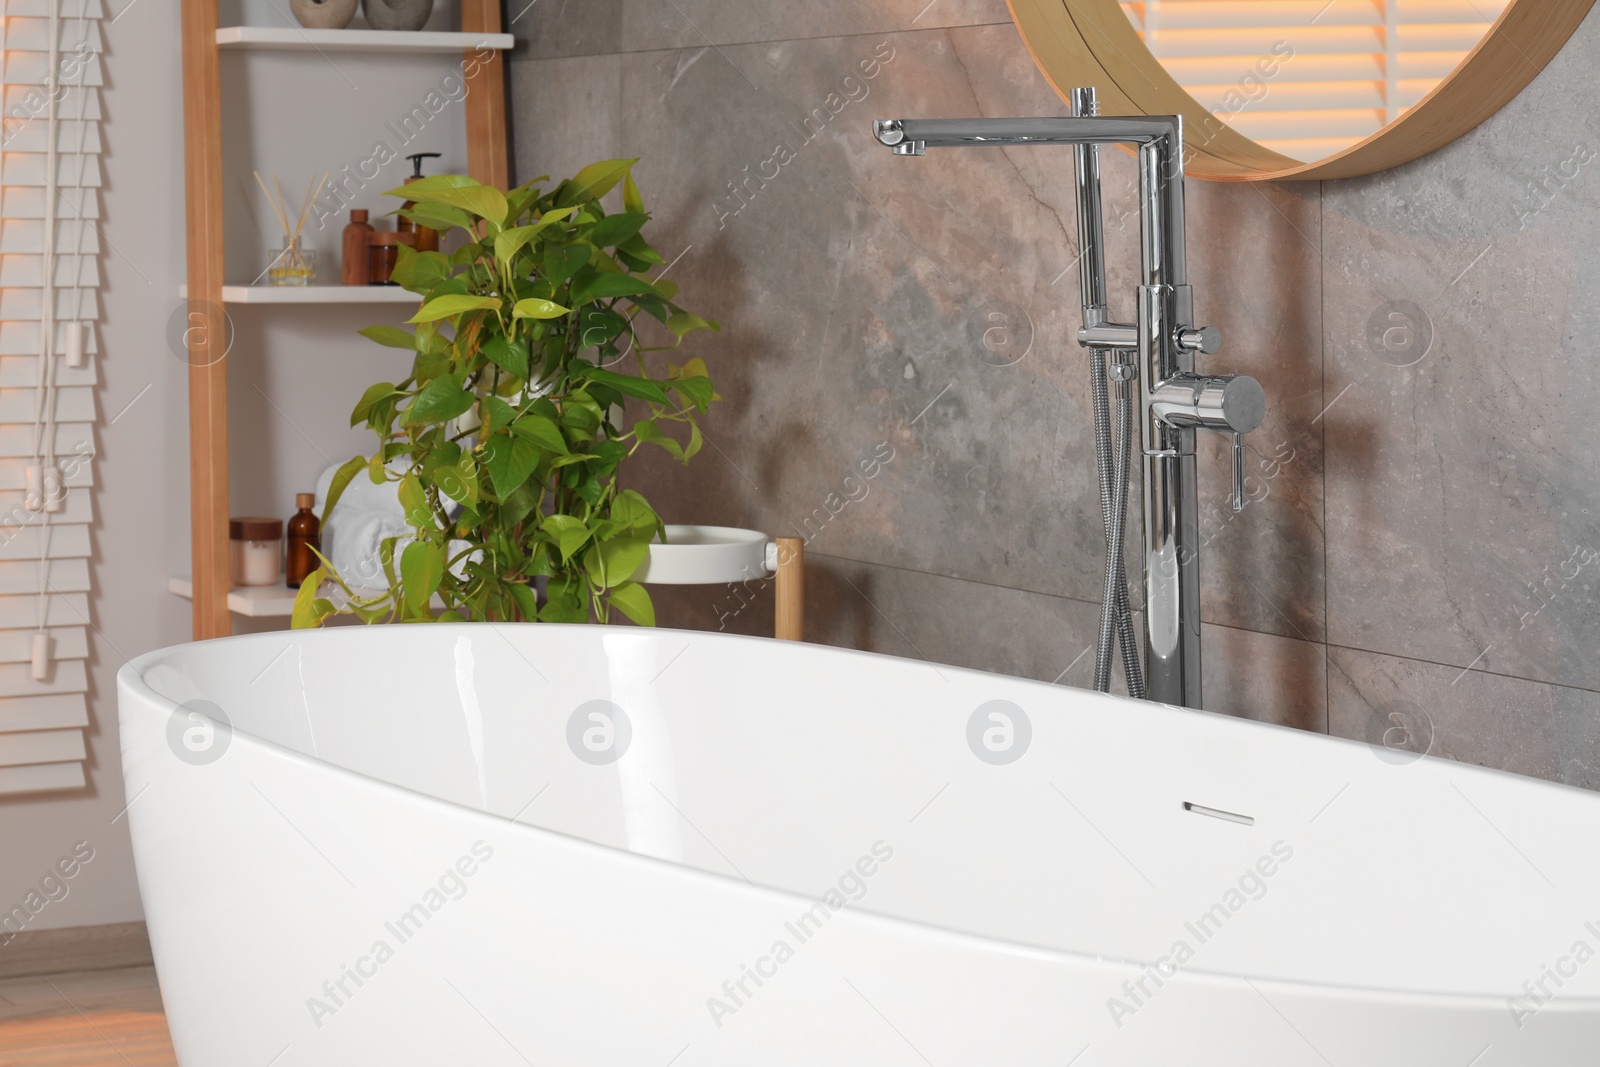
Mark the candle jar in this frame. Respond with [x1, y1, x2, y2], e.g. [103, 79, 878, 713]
[368, 232, 416, 285]
[230, 517, 284, 587]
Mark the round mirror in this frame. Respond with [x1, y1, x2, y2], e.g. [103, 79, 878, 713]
[1008, 0, 1594, 180]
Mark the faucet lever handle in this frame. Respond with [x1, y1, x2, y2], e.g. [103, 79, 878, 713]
[1179, 326, 1222, 354]
[1231, 433, 1248, 513]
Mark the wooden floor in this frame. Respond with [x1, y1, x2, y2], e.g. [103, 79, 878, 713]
[0, 967, 177, 1066]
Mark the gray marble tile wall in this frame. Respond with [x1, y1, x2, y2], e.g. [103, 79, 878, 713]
[509, 2, 1600, 789]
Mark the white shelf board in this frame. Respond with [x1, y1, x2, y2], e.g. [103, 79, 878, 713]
[169, 577, 437, 617]
[170, 577, 298, 617]
[179, 284, 420, 305]
[216, 27, 514, 53]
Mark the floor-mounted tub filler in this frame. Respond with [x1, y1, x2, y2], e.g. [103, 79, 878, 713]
[877, 88, 1265, 708]
[121, 625, 1599, 1065]
[124, 98, 1598, 1065]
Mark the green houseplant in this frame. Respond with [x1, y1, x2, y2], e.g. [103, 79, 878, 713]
[292, 159, 717, 629]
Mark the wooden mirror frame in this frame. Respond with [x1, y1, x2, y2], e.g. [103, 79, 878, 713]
[1006, 0, 1596, 181]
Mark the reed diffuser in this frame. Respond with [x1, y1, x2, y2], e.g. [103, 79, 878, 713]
[256, 171, 328, 286]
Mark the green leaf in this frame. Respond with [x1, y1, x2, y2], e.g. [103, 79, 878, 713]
[504, 178, 549, 223]
[481, 395, 519, 434]
[442, 451, 480, 506]
[570, 268, 662, 306]
[507, 581, 539, 622]
[350, 381, 399, 427]
[543, 243, 590, 288]
[541, 514, 591, 562]
[398, 475, 431, 527]
[390, 246, 453, 295]
[501, 482, 539, 528]
[481, 334, 531, 380]
[408, 294, 503, 324]
[513, 298, 572, 321]
[667, 311, 718, 340]
[632, 418, 684, 461]
[584, 367, 669, 403]
[290, 569, 335, 629]
[588, 212, 648, 248]
[606, 581, 655, 626]
[575, 307, 628, 351]
[557, 158, 637, 206]
[614, 233, 665, 269]
[671, 375, 715, 411]
[321, 456, 368, 525]
[400, 539, 444, 614]
[358, 325, 417, 350]
[623, 171, 644, 214]
[539, 576, 588, 623]
[611, 488, 662, 534]
[384, 174, 509, 228]
[510, 413, 568, 454]
[400, 376, 475, 427]
[424, 441, 462, 477]
[482, 433, 539, 498]
[383, 173, 479, 200]
[399, 203, 476, 234]
[493, 206, 579, 263]
[540, 514, 583, 536]
[493, 227, 534, 266]
[595, 536, 650, 585]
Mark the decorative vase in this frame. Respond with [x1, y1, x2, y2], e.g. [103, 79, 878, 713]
[362, 0, 433, 31]
[290, 0, 358, 29]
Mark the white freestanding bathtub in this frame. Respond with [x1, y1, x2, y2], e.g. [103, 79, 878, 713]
[118, 625, 1600, 1065]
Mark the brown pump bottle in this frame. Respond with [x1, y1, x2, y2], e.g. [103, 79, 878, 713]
[398, 152, 443, 253]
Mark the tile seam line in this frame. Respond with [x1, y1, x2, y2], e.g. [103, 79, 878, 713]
[811, 551, 1596, 696]
[1322, 638, 1600, 699]
[807, 550, 1330, 642]
[507, 22, 1017, 62]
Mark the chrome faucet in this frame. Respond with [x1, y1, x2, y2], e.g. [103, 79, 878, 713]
[873, 89, 1264, 709]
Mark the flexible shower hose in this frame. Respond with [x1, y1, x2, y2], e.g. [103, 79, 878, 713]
[1090, 350, 1146, 699]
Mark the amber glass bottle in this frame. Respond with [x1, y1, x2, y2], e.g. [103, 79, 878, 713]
[341, 209, 374, 285]
[285, 494, 321, 588]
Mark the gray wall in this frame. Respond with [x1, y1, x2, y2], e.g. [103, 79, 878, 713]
[510, 2, 1600, 790]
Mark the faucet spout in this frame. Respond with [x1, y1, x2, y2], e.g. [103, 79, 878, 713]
[871, 115, 1181, 151]
[873, 112, 1189, 291]
[871, 120, 925, 155]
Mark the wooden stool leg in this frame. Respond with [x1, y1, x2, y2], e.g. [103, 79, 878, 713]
[773, 537, 804, 641]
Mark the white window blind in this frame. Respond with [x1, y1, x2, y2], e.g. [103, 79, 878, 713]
[1121, 0, 1511, 162]
[0, 0, 103, 796]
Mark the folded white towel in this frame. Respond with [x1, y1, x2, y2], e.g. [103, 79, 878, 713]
[313, 459, 413, 587]
[312, 460, 475, 592]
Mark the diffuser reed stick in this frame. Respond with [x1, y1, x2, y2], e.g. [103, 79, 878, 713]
[256, 170, 329, 285]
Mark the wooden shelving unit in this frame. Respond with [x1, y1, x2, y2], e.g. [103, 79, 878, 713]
[180, 1, 511, 636]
